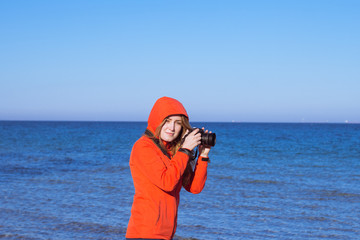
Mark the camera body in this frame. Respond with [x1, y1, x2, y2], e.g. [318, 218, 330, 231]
[194, 128, 216, 147]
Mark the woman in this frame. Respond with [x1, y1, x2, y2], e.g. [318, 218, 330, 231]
[126, 96, 212, 240]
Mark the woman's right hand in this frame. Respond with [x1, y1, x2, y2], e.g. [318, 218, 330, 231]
[181, 129, 202, 151]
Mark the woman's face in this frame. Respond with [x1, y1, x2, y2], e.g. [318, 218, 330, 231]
[160, 115, 183, 142]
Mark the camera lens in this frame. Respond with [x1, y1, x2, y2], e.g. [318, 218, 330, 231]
[202, 132, 216, 147]
[192, 128, 216, 147]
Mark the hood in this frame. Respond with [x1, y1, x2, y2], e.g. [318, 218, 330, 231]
[147, 96, 188, 134]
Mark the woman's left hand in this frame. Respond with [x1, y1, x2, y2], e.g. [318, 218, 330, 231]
[199, 128, 212, 158]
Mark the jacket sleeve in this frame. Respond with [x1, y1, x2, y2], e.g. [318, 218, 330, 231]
[183, 156, 208, 194]
[130, 139, 189, 192]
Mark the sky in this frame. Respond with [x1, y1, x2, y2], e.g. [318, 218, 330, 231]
[1, 0, 359, 123]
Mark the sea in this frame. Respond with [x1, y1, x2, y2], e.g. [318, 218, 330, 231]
[0, 121, 359, 240]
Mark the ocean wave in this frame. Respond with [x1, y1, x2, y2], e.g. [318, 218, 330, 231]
[173, 237, 200, 240]
[320, 190, 360, 201]
[54, 221, 126, 234]
[309, 189, 360, 202]
[242, 179, 282, 185]
[0, 165, 46, 176]
[213, 174, 234, 180]
[0, 233, 39, 240]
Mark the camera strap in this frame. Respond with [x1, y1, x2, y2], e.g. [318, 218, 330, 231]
[144, 129, 197, 161]
[144, 129, 171, 159]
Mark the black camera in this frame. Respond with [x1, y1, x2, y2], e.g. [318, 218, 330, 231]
[194, 128, 216, 147]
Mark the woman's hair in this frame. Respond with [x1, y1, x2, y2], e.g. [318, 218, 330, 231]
[154, 115, 192, 154]
[154, 115, 195, 187]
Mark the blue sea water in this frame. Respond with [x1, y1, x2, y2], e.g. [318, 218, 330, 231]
[0, 121, 359, 240]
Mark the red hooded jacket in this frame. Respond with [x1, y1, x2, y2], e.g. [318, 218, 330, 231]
[126, 97, 208, 240]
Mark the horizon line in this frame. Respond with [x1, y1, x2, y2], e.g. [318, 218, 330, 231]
[0, 119, 359, 124]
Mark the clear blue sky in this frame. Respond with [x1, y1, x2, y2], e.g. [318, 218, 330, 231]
[1, 0, 359, 123]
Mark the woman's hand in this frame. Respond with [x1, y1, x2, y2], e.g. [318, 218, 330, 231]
[199, 128, 212, 158]
[181, 129, 201, 151]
